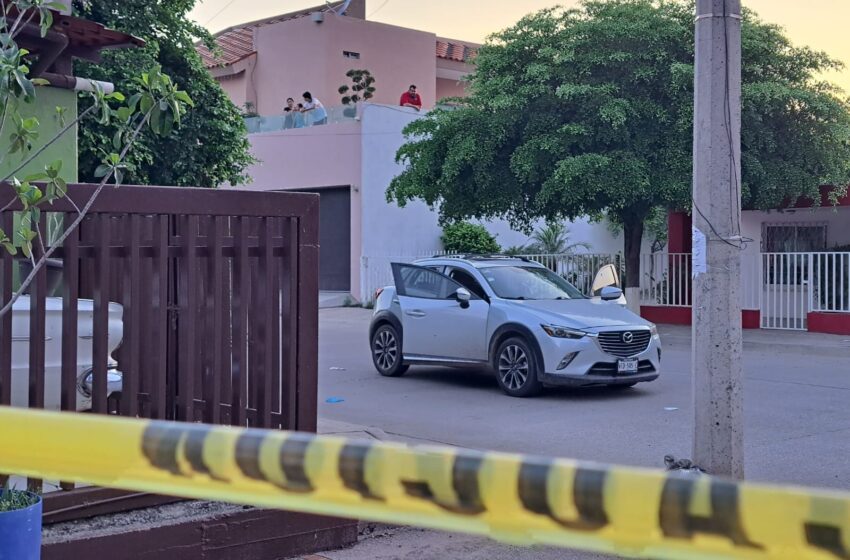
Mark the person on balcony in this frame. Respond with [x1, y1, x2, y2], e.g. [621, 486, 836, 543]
[301, 92, 327, 126]
[283, 97, 306, 128]
[400, 85, 422, 111]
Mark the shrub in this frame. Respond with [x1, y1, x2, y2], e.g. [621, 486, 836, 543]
[441, 222, 500, 254]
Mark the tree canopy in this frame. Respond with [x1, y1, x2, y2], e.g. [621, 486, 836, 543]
[387, 0, 850, 287]
[73, 0, 254, 187]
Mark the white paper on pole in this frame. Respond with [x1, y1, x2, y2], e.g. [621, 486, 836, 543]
[692, 226, 707, 278]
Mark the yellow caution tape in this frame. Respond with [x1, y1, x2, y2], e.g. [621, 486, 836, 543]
[1, 406, 848, 560]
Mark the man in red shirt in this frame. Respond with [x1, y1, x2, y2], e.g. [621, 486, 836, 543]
[400, 85, 422, 111]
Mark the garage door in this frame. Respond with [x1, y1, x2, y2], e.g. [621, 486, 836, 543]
[305, 187, 351, 291]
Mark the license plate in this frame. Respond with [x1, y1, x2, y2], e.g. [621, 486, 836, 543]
[617, 358, 639, 374]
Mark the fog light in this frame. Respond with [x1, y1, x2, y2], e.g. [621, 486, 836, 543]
[658, 348, 662, 362]
[557, 352, 579, 371]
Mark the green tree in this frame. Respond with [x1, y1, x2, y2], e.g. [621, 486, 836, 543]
[441, 222, 500, 254]
[387, 0, 850, 292]
[73, 0, 254, 187]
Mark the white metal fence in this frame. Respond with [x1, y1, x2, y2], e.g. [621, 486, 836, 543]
[812, 252, 850, 313]
[760, 252, 810, 330]
[638, 251, 850, 331]
[640, 253, 692, 307]
[517, 253, 622, 296]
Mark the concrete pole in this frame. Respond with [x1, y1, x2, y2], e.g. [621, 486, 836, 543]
[691, 0, 744, 478]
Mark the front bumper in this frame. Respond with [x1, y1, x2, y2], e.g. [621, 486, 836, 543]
[541, 370, 659, 387]
[536, 329, 661, 387]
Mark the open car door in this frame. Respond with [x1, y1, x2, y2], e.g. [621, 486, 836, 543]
[390, 263, 490, 361]
[591, 264, 627, 306]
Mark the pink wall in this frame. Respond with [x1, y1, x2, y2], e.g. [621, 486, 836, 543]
[436, 78, 467, 101]
[218, 75, 248, 110]
[246, 15, 442, 114]
[239, 121, 362, 191]
[236, 121, 364, 296]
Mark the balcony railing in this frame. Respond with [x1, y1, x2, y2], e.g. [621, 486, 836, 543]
[244, 103, 461, 134]
[245, 106, 359, 133]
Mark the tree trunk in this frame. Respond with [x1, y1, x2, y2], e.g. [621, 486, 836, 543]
[622, 217, 644, 314]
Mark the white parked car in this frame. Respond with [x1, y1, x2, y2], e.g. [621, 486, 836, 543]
[10, 295, 124, 410]
[370, 256, 660, 397]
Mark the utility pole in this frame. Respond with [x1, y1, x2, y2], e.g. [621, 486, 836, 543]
[692, 0, 744, 478]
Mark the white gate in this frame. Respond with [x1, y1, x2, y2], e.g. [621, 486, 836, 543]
[760, 252, 811, 330]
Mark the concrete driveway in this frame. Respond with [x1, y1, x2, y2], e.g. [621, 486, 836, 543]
[309, 308, 850, 559]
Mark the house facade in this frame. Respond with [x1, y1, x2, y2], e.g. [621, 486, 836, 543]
[197, 0, 477, 115]
[199, 1, 627, 302]
[642, 189, 850, 335]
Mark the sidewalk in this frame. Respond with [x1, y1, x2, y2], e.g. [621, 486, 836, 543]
[658, 324, 850, 357]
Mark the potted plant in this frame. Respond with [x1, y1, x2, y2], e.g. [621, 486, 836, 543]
[0, 485, 43, 559]
[339, 69, 376, 118]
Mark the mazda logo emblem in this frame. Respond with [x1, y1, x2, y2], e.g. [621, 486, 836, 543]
[622, 332, 634, 344]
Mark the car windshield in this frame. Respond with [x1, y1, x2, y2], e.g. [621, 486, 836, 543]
[479, 266, 587, 300]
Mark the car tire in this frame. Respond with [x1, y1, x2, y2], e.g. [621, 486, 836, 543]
[495, 337, 542, 397]
[371, 324, 408, 377]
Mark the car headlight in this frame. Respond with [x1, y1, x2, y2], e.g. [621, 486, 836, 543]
[541, 324, 588, 339]
[650, 324, 659, 338]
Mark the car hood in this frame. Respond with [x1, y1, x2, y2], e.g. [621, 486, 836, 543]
[502, 298, 650, 329]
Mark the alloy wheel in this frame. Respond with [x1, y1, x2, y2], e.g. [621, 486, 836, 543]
[498, 344, 529, 390]
[374, 329, 398, 371]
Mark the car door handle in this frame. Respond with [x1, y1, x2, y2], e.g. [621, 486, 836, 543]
[405, 310, 426, 318]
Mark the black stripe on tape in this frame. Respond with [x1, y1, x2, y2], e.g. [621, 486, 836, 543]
[279, 435, 314, 493]
[518, 461, 608, 531]
[340, 442, 382, 500]
[659, 475, 763, 548]
[142, 424, 188, 475]
[235, 431, 265, 480]
[185, 427, 212, 475]
[805, 523, 850, 559]
[402, 452, 486, 515]
[235, 431, 315, 493]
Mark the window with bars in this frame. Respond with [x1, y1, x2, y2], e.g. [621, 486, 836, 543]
[762, 222, 828, 285]
[762, 222, 827, 253]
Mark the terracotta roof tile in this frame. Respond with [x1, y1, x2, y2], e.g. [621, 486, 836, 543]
[435, 40, 477, 63]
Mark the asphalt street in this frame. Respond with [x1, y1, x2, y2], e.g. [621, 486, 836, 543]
[318, 308, 850, 490]
[307, 308, 850, 559]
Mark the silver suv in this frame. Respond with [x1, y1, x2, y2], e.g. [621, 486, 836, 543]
[369, 256, 660, 397]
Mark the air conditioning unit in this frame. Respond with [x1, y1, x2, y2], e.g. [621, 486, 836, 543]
[311, 11, 324, 23]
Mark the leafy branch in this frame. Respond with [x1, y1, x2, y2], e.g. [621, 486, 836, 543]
[0, 65, 193, 317]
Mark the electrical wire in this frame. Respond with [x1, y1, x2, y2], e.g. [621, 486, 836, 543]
[693, 2, 747, 251]
[368, 0, 392, 18]
[204, 0, 238, 26]
[722, 0, 743, 238]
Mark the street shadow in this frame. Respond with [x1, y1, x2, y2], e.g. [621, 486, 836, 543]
[404, 367, 651, 401]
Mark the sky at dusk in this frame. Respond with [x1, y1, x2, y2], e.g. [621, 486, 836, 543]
[189, 1, 850, 94]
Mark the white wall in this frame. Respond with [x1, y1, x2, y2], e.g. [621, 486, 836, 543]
[742, 207, 850, 254]
[357, 104, 627, 299]
[359, 104, 445, 257]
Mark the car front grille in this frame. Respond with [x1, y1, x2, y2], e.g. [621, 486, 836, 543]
[597, 330, 652, 357]
[588, 360, 655, 375]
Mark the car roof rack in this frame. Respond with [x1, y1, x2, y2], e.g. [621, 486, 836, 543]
[429, 253, 533, 262]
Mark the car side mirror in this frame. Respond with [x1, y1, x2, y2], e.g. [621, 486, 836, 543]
[455, 287, 471, 308]
[592, 264, 620, 296]
[600, 286, 623, 301]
